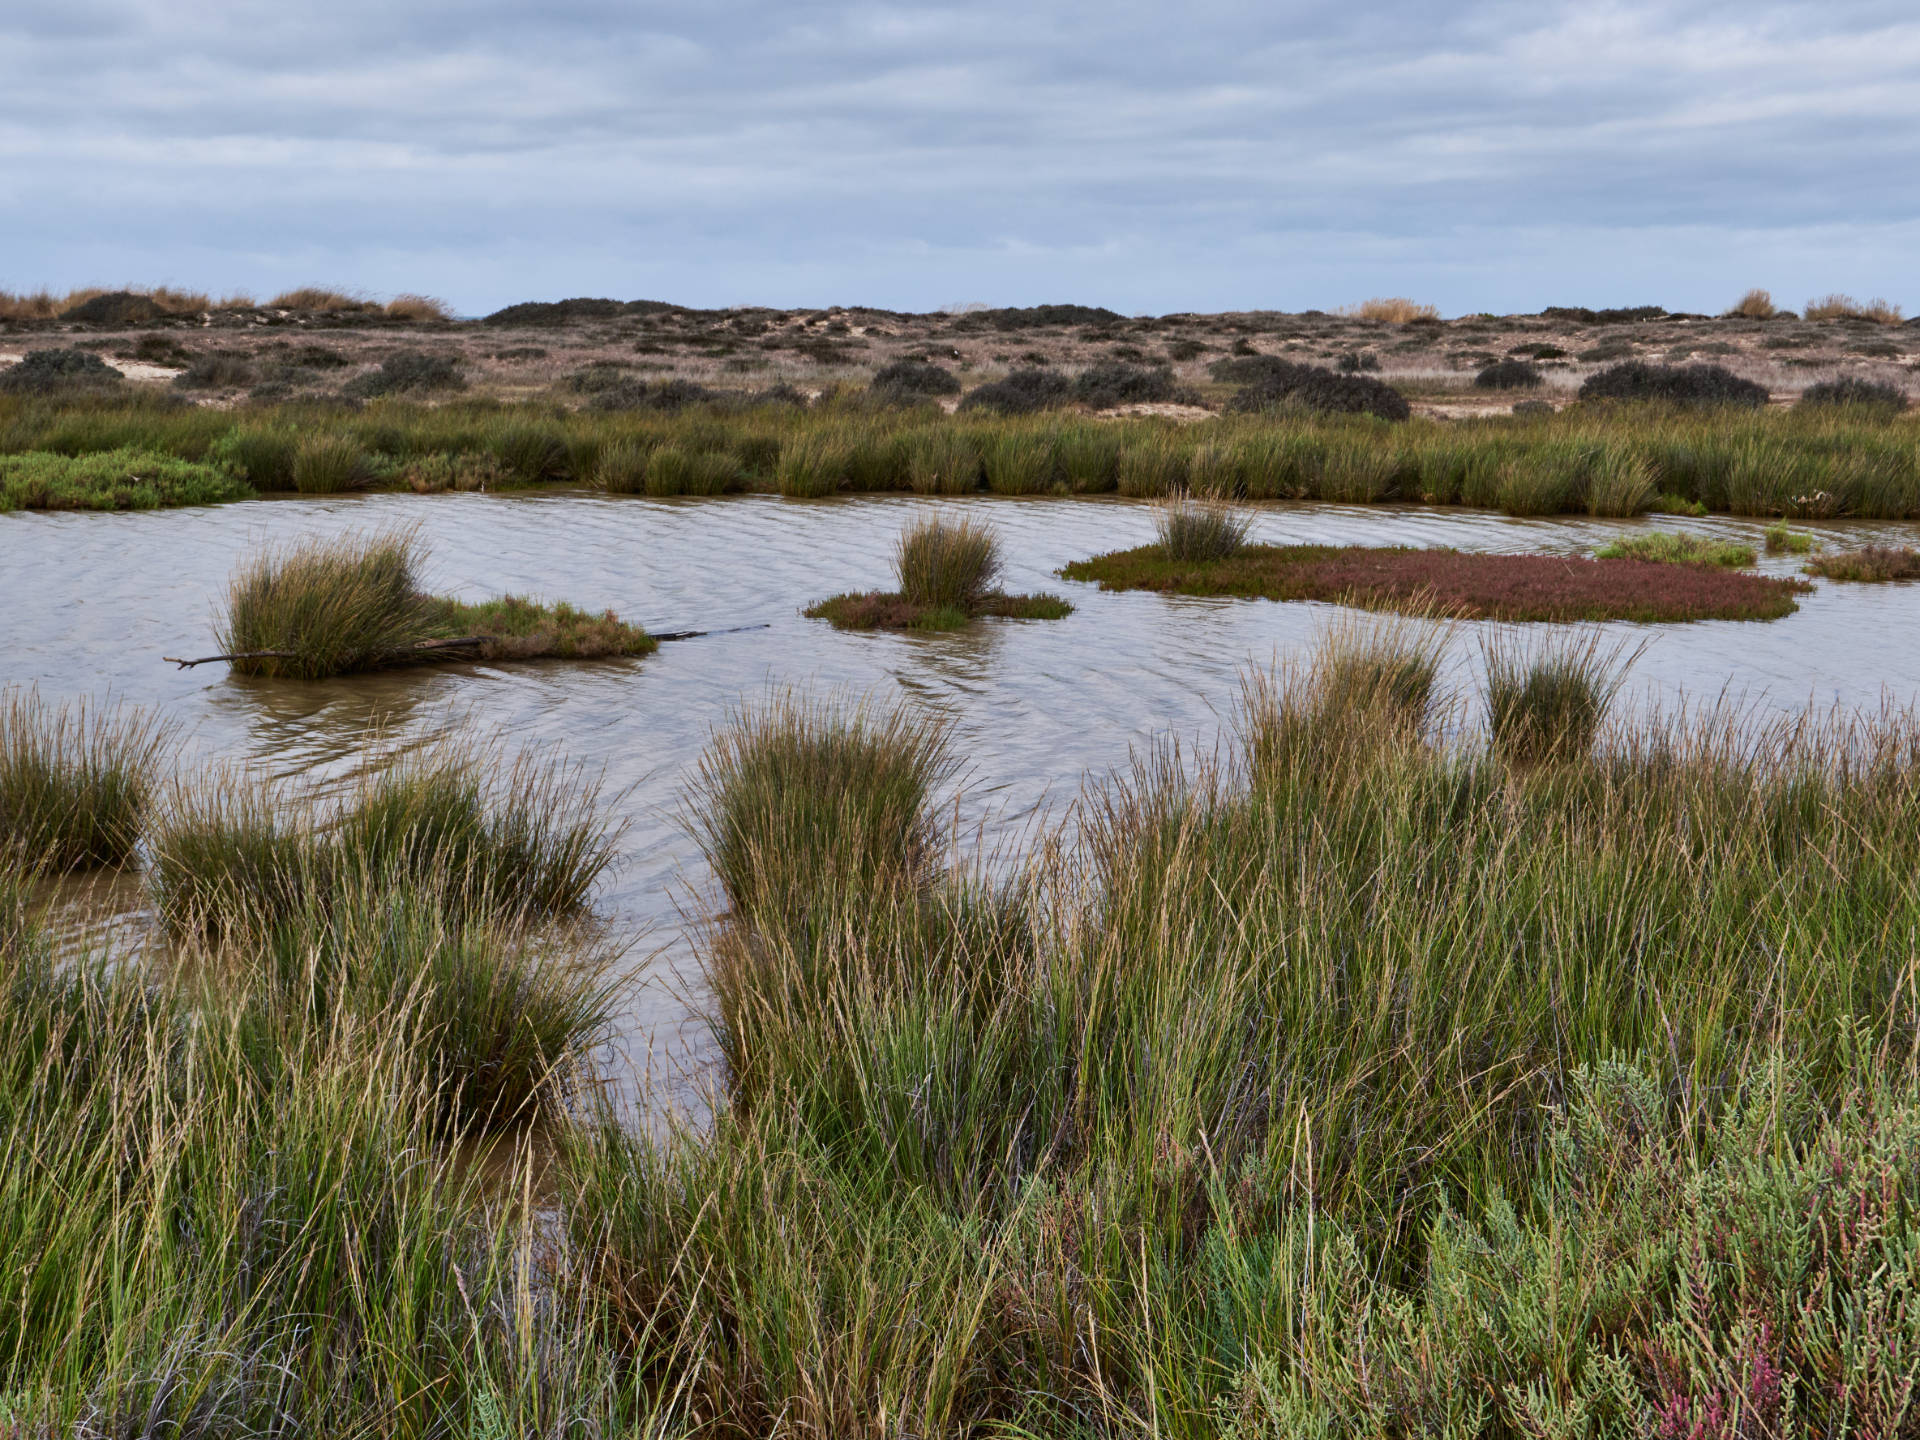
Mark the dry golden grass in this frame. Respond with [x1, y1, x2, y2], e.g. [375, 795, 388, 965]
[1805, 293, 1904, 324]
[269, 286, 374, 313]
[0, 285, 215, 321]
[1728, 287, 1779, 319]
[384, 293, 453, 322]
[1339, 297, 1441, 323]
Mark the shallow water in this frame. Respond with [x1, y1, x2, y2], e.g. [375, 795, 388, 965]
[9, 492, 1920, 1115]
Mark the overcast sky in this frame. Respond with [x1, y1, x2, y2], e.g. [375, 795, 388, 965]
[4, 1, 1917, 316]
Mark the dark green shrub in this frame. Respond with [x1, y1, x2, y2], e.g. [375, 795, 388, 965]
[0, 349, 124, 396]
[1796, 377, 1909, 413]
[1072, 361, 1176, 409]
[209, 427, 299, 489]
[1578, 361, 1768, 408]
[1474, 358, 1543, 389]
[171, 353, 257, 390]
[489, 422, 569, 482]
[342, 351, 465, 398]
[957, 368, 1072, 415]
[870, 360, 960, 402]
[1224, 360, 1411, 421]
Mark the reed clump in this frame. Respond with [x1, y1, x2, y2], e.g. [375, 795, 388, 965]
[1484, 629, 1635, 765]
[808, 515, 1071, 631]
[0, 691, 168, 870]
[1806, 544, 1920, 582]
[1155, 495, 1251, 561]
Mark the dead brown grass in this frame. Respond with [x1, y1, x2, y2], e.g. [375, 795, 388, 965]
[270, 287, 375, 313]
[1804, 294, 1904, 324]
[1340, 298, 1441, 324]
[384, 294, 454, 322]
[1728, 288, 1779, 319]
[0, 286, 216, 321]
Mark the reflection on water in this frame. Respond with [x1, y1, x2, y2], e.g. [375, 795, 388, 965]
[10, 491, 1920, 1116]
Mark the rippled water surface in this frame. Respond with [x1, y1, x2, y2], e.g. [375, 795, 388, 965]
[9, 492, 1920, 1111]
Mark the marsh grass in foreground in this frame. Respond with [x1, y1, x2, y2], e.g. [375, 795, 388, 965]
[1484, 628, 1638, 766]
[1061, 542, 1806, 621]
[0, 691, 169, 870]
[212, 528, 654, 678]
[1593, 528, 1756, 567]
[807, 515, 1072, 631]
[1806, 544, 1920, 582]
[0, 447, 251, 512]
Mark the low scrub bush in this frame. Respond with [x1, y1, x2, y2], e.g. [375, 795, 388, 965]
[1472, 357, 1542, 389]
[170, 352, 257, 390]
[342, 350, 464, 398]
[956, 368, 1072, 416]
[1156, 497, 1250, 561]
[1579, 361, 1769, 407]
[0, 691, 168, 871]
[1071, 361, 1176, 409]
[0, 348, 124, 396]
[1225, 360, 1411, 421]
[1796, 376, 1909, 412]
[870, 359, 960, 402]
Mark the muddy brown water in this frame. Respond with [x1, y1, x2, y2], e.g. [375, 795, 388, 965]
[8, 492, 1920, 1120]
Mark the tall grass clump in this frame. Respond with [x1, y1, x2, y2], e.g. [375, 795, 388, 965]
[895, 515, 1003, 611]
[903, 427, 981, 494]
[982, 428, 1057, 494]
[289, 434, 367, 494]
[1765, 520, 1815, 553]
[0, 691, 168, 871]
[689, 693, 954, 924]
[216, 528, 427, 679]
[776, 432, 849, 497]
[1115, 434, 1187, 496]
[1483, 629, 1636, 765]
[208, 425, 299, 489]
[1727, 286, 1781, 318]
[1244, 612, 1448, 774]
[593, 435, 652, 493]
[1155, 495, 1250, 561]
[1805, 293, 1904, 324]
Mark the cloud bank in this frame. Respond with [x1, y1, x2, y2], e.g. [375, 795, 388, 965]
[3, 0, 1917, 313]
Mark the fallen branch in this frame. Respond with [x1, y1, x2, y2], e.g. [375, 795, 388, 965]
[164, 649, 297, 670]
[164, 636, 491, 670]
[654, 623, 771, 643]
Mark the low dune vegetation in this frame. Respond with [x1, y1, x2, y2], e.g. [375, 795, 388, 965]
[204, 528, 655, 678]
[1593, 528, 1756, 567]
[1062, 535, 1806, 622]
[0, 446, 250, 511]
[5, 383, 1920, 519]
[806, 514, 1072, 630]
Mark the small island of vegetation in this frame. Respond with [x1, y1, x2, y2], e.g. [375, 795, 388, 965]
[1062, 499, 1807, 622]
[806, 514, 1072, 631]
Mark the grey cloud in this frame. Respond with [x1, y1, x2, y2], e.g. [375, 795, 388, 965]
[1, 1, 1915, 312]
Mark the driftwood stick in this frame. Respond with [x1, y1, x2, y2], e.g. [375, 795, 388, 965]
[654, 623, 771, 643]
[164, 650, 298, 670]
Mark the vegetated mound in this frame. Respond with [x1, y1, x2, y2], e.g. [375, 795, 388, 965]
[950, 304, 1125, 332]
[1474, 358, 1543, 390]
[1578, 361, 1769, 408]
[171, 352, 258, 390]
[200, 530, 653, 679]
[957, 367, 1072, 415]
[61, 291, 170, 325]
[1796, 377, 1909, 413]
[1805, 546, 1920, 582]
[869, 359, 961, 402]
[1059, 544, 1805, 622]
[1594, 531, 1755, 568]
[1072, 361, 1179, 409]
[0, 347, 125, 395]
[1218, 357, 1411, 422]
[1541, 305, 1669, 325]
[0, 448, 252, 513]
[483, 297, 675, 326]
[807, 515, 1072, 630]
[581, 375, 718, 412]
[343, 351, 465, 398]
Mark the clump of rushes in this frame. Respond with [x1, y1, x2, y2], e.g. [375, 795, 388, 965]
[1484, 629, 1637, 766]
[151, 744, 617, 938]
[1595, 530, 1756, 567]
[903, 426, 982, 494]
[0, 691, 169, 871]
[640, 445, 737, 496]
[1244, 612, 1448, 773]
[592, 436, 652, 493]
[1806, 544, 1920, 582]
[1156, 496, 1251, 561]
[290, 434, 368, 494]
[1765, 520, 1814, 553]
[210, 529, 654, 678]
[807, 515, 1072, 631]
[1061, 542, 1805, 622]
[688, 692, 954, 922]
[777, 432, 849, 497]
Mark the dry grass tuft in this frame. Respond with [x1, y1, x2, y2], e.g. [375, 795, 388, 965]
[1728, 287, 1780, 319]
[1804, 293, 1904, 324]
[384, 293, 454, 322]
[269, 286, 375, 313]
[1339, 298, 1441, 324]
